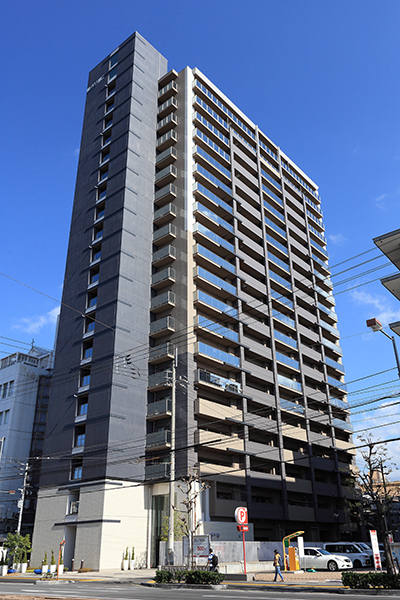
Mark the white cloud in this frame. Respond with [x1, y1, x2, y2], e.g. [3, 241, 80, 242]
[375, 189, 400, 210]
[351, 290, 400, 327]
[73, 148, 79, 158]
[328, 233, 347, 246]
[13, 306, 60, 335]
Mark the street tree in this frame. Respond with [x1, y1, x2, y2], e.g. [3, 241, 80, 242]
[355, 434, 399, 574]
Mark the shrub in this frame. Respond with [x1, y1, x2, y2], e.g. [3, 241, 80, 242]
[50, 550, 56, 566]
[342, 572, 400, 589]
[184, 570, 225, 585]
[78, 567, 94, 573]
[155, 570, 174, 583]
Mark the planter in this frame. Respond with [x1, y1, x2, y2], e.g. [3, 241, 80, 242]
[49, 564, 56, 574]
[21, 563, 27, 574]
[41, 564, 49, 574]
[57, 564, 64, 577]
[122, 559, 129, 571]
[129, 559, 136, 570]
[1, 565, 8, 576]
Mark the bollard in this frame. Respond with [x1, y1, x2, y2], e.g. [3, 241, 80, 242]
[80, 559, 84, 570]
[71, 558, 74, 572]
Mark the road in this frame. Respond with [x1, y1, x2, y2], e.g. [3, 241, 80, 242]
[0, 580, 392, 600]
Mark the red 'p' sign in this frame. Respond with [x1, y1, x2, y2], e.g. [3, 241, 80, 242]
[234, 506, 248, 525]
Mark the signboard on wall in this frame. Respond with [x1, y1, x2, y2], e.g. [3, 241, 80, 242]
[183, 535, 210, 559]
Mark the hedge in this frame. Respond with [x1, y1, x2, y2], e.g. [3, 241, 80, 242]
[155, 569, 225, 585]
[342, 571, 400, 589]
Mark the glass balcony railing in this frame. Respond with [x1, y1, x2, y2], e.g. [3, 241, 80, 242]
[270, 270, 292, 291]
[306, 209, 324, 229]
[276, 352, 299, 370]
[152, 245, 176, 264]
[310, 239, 329, 259]
[147, 398, 172, 417]
[146, 430, 171, 447]
[268, 253, 290, 274]
[150, 291, 175, 310]
[322, 337, 343, 356]
[194, 183, 233, 214]
[195, 129, 230, 162]
[194, 112, 230, 146]
[277, 374, 302, 392]
[195, 267, 236, 295]
[196, 290, 238, 317]
[327, 376, 347, 392]
[148, 342, 174, 362]
[324, 356, 345, 374]
[194, 223, 234, 253]
[152, 268, 176, 286]
[259, 140, 278, 161]
[262, 184, 283, 207]
[274, 329, 297, 349]
[149, 316, 175, 335]
[148, 370, 173, 389]
[195, 164, 232, 196]
[320, 319, 340, 337]
[273, 310, 295, 329]
[318, 302, 338, 321]
[196, 342, 240, 367]
[330, 396, 348, 410]
[261, 168, 281, 190]
[264, 200, 285, 223]
[332, 418, 353, 432]
[266, 234, 288, 256]
[280, 398, 305, 415]
[194, 95, 229, 129]
[194, 202, 233, 233]
[271, 289, 294, 309]
[195, 244, 235, 273]
[196, 316, 239, 342]
[195, 368, 242, 393]
[312, 252, 329, 269]
[195, 146, 231, 180]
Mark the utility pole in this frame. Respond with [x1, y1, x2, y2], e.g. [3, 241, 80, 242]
[16, 463, 29, 535]
[167, 349, 177, 565]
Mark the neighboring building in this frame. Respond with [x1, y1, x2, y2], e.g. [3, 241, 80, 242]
[32, 31, 354, 569]
[0, 347, 53, 534]
[374, 228, 400, 336]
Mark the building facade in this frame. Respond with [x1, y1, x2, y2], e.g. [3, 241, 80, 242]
[0, 347, 53, 535]
[32, 31, 354, 569]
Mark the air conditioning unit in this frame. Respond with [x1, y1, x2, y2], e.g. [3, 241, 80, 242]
[225, 383, 240, 393]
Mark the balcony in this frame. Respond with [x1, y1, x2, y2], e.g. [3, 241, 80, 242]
[327, 375, 347, 392]
[154, 202, 176, 226]
[156, 130, 178, 151]
[277, 374, 302, 392]
[279, 398, 305, 416]
[194, 315, 239, 342]
[193, 223, 235, 254]
[193, 182, 233, 215]
[195, 429, 245, 453]
[152, 245, 176, 267]
[271, 289, 293, 310]
[318, 302, 338, 322]
[155, 183, 177, 207]
[310, 239, 329, 260]
[151, 267, 176, 289]
[194, 290, 238, 318]
[274, 329, 297, 349]
[320, 319, 340, 338]
[157, 96, 178, 117]
[194, 266, 236, 296]
[149, 316, 175, 337]
[194, 341, 240, 368]
[146, 430, 171, 450]
[150, 291, 175, 312]
[145, 462, 170, 480]
[155, 166, 177, 188]
[330, 396, 349, 410]
[273, 310, 295, 329]
[195, 368, 242, 394]
[147, 398, 172, 419]
[156, 146, 177, 169]
[148, 342, 175, 364]
[195, 397, 242, 421]
[269, 270, 292, 292]
[276, 352, 299, 371]
[324, 356, 345, 374]
[148, 370, 173, 391]
[266, 234, 288, 257]
[322, 337, 343, 356]
[158, 80, 178, 100]
[157, 112, 178, 134]
[153, 223, 176, 245]
[194, 244, 235, 274]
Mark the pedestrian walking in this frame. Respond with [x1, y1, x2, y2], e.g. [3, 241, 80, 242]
[208, 547, 218, 571]
[273, 549, 284, 582]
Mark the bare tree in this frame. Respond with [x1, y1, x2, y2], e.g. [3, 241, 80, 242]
[356, 434, 399, 574]
[172, 469, 209, 568]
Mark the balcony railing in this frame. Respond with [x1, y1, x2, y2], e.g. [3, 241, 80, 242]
[276, 352, 299, 370]
[280, 398, 305, 415]
[270, 270, 292, 291]
[273, 310, 295, 329]
[324, 356, 345, 374]
[195, 342, 240, 367]
[274, 329, 297, 349]
[146, 430, 171, 448]
[149, 316, 175, 335]
[148, 370, 173, 390]
[193, 182, 233, 214]
[195, 316, 239, 342]
[145, 462, 170, 480]
[194, 244, 235, 273]
[153, 224, 176, 244]
[151, 267, 176, 287]
[277, 374, 302, 392]
[194, 266, 236, 295]
[195, 290, 238, 317]
[266, 234, 288, 256]
[147, 398, 172, 418]
[148, 342, 175, 363]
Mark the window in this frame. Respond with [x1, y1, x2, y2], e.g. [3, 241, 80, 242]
[90, 270, 99, 284]
[109, 52, 118, 69]
[83, 344, 93, 359]
[98, 185, 107, 201]
[104, 114, 113, 129]
[80, 369, 91, 387]
[4, 410, 9, 425]
[0, 412, 3, 425]
[75, 425, 86, 447]
[2, 383, 8, 399]
[87, 294, 97, 308]
[71, 458, 83, 480]
[8, 381, 13, 396]
[85, 316, 95, 333]
[92, 248, 101, 262]
[108, 66, 117, 82]
[101, 149, 110, 162]
[77, 397, 88, 416]
[99, 167, 108, 182]
[95, 205, 105, 220]
[102, 130, 112, 146]
[93, 227, 103, 240]
[106, 80, 116, 97]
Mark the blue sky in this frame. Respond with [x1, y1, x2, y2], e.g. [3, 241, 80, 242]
[2, 0, 400, 474]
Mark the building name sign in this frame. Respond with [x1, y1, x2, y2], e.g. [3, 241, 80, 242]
[87, 75, 105, 93]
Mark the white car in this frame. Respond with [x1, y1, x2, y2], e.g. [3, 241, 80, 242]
[303, 547, 353, 571]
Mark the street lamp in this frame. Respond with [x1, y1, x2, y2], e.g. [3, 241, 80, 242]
[366, 318, 400, 379]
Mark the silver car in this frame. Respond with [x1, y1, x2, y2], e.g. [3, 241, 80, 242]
[303, 547, 353, 571]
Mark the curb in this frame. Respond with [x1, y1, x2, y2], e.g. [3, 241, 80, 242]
[141, 583, 227, 590]
[338, 590, 400, 596]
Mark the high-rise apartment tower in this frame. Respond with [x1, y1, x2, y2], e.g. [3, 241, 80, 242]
[32, 32, 353, 569]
